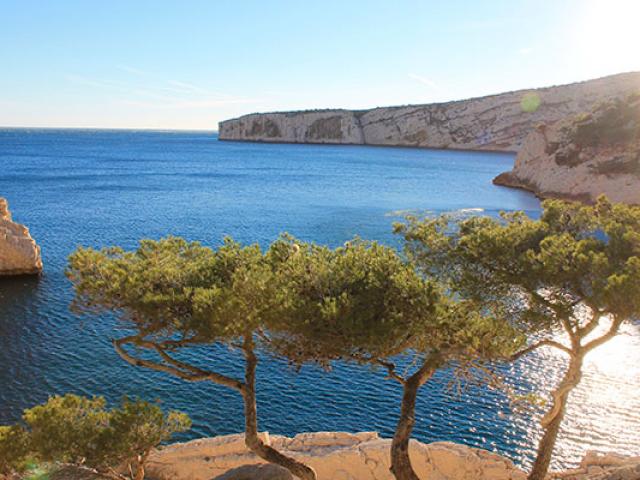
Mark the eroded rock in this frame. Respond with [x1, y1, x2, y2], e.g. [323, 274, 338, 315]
[146, 431, 526, 480]
[219, 72, 640, 153]
[0, 198, 42, 275]
[494, 93, 640, 204]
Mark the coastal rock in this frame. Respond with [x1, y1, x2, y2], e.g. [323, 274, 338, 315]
[219, 72, 640, 153]
[147, 431, 526, 480]
[551, 451, 640, 479]
[494, 93, 640, 204]
[0, 198, 42, 275]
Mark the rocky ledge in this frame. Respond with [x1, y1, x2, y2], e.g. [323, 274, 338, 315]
[145, 431, 640, 480]
[0, 198, 42, 275]
[494, 92, 640, 204]
[219, 72, 640, 153]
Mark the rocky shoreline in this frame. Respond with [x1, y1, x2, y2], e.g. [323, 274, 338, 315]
[494, 93, 640, 204]
[0, 198, 42, 276]
[219, 72, 640, 205]
[143, 432, 640, 480]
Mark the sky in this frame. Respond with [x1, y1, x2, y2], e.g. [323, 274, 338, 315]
[1, 0, 639, 130]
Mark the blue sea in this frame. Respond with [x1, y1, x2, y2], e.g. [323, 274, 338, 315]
[1, 129, 638, 469]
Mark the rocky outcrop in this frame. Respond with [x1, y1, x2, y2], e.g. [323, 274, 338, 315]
[219, 72, 640, 153]
[147, 431, 526, 480]
[0, 198, 42, 275]
[552, 451, 640, 480]
[494, 93, 640, 204]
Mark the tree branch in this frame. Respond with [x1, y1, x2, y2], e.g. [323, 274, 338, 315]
[583, 315, 624, 353]
[113, 336, 245, 392]
[375, 359, 406, 385]
[510, 339, 572, 361]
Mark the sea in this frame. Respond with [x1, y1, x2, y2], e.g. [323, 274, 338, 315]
[0, 129, 638, 469]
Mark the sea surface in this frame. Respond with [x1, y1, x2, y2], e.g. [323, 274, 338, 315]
[0, 129, 638, 470]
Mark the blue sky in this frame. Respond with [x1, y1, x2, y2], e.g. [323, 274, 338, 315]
[1, 0, 639, 130]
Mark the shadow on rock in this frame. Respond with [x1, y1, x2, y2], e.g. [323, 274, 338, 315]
[212, 463, 294, 480]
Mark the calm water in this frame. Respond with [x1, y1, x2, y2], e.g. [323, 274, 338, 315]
[0, 129, 638, 469]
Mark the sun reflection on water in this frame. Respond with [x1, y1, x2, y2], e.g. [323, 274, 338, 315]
[516, 321, 640, 469]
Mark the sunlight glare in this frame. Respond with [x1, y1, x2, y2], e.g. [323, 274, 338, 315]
[571, 0, 640, 75]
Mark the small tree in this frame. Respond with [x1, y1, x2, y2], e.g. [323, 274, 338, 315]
[265, 237, 523, 480]
[109, 398, 191, 480]
[23, 394, 190, 480]
[67, 237, 317, 480]
[396, 196, 640, 480]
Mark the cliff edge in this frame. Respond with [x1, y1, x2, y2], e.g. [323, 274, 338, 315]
[219, 72, 640, 153]
[144, 431, 640, 480]
[0, 198, 43, 275]
[494, 92, 640, 204]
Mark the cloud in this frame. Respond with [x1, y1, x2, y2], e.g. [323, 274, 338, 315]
[518, 47, 534, 55]
[120, 98, 259, 109]
[65, 70, 253, 110]
[408, 73, 439, 89]
[116, 65, 150, 76]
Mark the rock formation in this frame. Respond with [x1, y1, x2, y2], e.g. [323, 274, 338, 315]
[553, 451, 640, 480]
[147, 431, 526, 480]
[219, 72, 640, 153]
[494, 92, 640, 204]
[0, 198, 42, 275]
[145, 432, 640, 480]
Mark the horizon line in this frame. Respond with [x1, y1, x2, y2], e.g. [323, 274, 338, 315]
[0, 125, 218, 133]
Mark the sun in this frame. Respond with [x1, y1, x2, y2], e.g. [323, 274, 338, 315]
[570, 0, 640, 76]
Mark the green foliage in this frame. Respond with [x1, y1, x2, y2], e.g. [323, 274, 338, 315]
[0, 425, 30, 475]
[66, 236, 277, 344]
[24, 395, 111, 466]
[265, 235, 523, 370]
[264, 237, 440, 365]
[108, 397, 191, 466]
[396, 196, 640, 329]
[12, 394, 190, 477]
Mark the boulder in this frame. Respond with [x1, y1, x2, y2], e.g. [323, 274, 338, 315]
[0, 198, 42, 275]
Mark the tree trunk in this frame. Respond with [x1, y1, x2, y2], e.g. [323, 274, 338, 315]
[133, 451, 149, 480]
[242, 336, 317, 480]
[528, 353, 583, 480]
[390, 356, 439, 480]
[390, 376, 422, 480]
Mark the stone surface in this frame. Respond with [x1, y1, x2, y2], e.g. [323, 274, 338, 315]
[551, 451, 640, 479]
[0, 197, 42, 275]
[147, 431, 527, 480]
[219, 72, 640, 153]
[494, 93, 640, 204]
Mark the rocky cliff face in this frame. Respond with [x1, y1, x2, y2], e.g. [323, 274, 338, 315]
[219, 72, 640, 153]
[0, 198, 43, 275]
[494, 92, 640, 204]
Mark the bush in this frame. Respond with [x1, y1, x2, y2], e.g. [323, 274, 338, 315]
[2, 394, 190, 480]
[0, 425, 30, 476]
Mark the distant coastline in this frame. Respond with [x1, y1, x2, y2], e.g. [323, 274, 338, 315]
[218, 72, 640, 154]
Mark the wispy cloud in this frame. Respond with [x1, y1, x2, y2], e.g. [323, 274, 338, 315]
[518, 47, 534, 55]
[408, 73, 439, 89]
[65, 69, 255, 110]
[116, 64, 150, 76]
[121, 98, 259, 109]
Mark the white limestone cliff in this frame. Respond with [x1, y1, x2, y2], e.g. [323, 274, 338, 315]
[219, 72, 640, 153]
[0, 198, 43, 275]
[494, 92, 640, 204]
